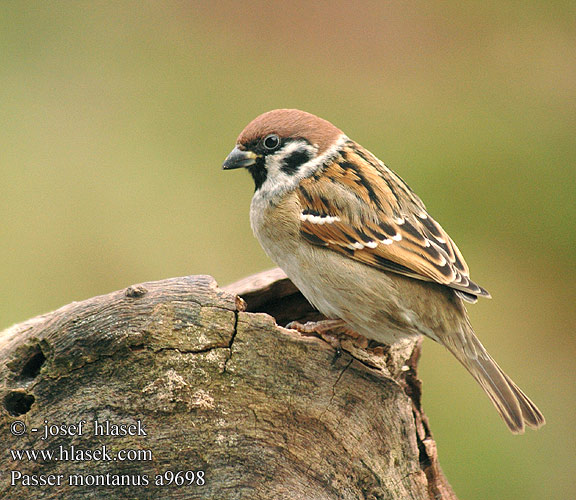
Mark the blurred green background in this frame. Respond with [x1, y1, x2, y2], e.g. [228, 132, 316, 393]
[1, 2, 574, 498]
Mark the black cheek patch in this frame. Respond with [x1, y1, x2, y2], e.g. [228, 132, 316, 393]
[280, 150, 312, 175]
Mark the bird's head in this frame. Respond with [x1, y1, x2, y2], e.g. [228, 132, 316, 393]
[222, 109, 344, 193]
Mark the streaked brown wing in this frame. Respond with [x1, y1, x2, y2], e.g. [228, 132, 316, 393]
[297, 143, 490, 300]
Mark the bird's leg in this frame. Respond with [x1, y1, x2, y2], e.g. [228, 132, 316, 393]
[286, 319, 368, 362]
[286, 318, 349, 336]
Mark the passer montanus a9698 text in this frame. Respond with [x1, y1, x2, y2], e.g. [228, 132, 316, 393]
[223, 109, 545, 433]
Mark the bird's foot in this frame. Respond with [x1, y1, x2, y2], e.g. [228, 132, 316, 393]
[286, 319, 369, 362]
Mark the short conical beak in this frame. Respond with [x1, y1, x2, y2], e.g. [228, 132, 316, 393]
[222, 146, 259, 170]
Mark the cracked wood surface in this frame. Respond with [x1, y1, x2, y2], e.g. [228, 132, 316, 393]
[0, 272, 457, 500]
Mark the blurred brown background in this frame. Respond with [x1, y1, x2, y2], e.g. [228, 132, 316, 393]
[1, 2, 574, 498]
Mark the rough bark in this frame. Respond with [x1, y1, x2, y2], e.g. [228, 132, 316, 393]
[0, 271, 457, 500]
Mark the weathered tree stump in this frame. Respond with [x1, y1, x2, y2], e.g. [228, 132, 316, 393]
[0, 271, 456, 499]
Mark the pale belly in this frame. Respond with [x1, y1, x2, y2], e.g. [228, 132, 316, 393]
[255, 229, 429, 344]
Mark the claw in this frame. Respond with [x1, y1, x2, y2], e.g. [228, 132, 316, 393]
[286, 319, 349, 335]
[286, 319, 368, 357]
[331, 347, 342, 365]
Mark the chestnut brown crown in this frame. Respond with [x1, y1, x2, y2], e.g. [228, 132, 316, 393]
[237, 109, 343, 153]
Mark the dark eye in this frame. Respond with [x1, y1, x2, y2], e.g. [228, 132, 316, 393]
[263, 134, 280, 151]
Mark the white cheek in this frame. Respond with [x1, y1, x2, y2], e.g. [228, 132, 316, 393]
[256, 135, 348, 200]
[258, 162, 294, 198]
[259, 141, 315, 196]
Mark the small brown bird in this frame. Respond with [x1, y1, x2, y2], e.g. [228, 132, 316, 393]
[223, 109, 545, 433]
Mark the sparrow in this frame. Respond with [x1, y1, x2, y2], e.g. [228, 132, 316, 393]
[222, 109, 545, 433]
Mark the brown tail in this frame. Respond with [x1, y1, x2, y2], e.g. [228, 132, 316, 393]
[443, 332, 545, 433]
